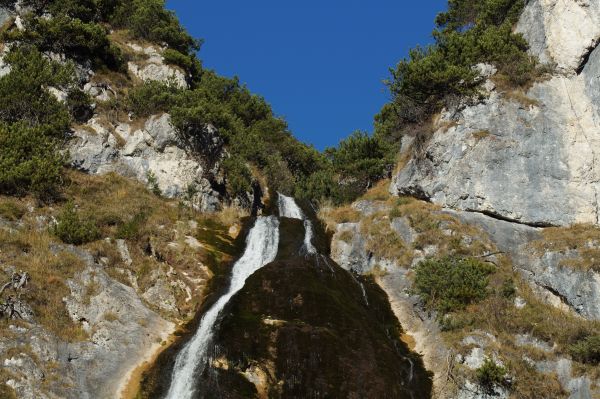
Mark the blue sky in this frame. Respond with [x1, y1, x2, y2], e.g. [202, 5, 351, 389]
[166, 1, 446, 150]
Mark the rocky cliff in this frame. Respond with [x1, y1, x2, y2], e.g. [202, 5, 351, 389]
[325, 1, 600, 397]
[391, 0, 600, 324]
[392, 0, 600, 228]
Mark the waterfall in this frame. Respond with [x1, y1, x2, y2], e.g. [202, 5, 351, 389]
[277, 193, 317, 255]
[165, 216, 280, 399]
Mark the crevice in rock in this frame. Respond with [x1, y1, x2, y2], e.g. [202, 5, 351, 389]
[576, 38, 600, 75]
[465, 209, 554, 228]
[540, 284, 574, 309]
[396, 187, 431, 203]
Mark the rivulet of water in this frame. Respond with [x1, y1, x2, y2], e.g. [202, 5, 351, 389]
[165, 216, 280, 399]
[277, 193, 317, 255]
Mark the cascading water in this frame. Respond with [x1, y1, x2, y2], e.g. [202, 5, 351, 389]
[277, 193, 317, 254]
[165, 216, 280, 399]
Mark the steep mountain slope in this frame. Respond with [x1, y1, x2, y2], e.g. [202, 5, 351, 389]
[320, 1, 600, 398]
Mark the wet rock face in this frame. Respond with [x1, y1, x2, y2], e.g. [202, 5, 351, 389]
[142, 217, 432, 399]
[69, 114, 224, 212]
[209, 259, 432, 398]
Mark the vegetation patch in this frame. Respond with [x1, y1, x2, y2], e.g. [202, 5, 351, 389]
[531, 224, 600, 272]
[414, 256, 495, 314]
[476, 358, 509, 393]
[569, 335, 600, 365]
[52, 202, 101, 245]
[375, 0, 545, 151]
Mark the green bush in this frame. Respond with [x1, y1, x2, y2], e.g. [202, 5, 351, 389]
[146, 171, 161, 196]
[52, 203, 100, 245]
[116, 212, 147, 240]
[414, 256, 494, 314]
[163, 49, 193, 70]
[0, 123, 65, 198]
[500, 278, 516, 299]
[222, 156, 253, 197]
[67, 89, 94, 122]
[476, 358, 508, 392]
[111, 0, 199, 54]
[126, 80, 184, 117]
[7, 14, 124, 70]
[323, 131, 395, 202]
[0, 46, 72, 134]
[0, 47, 72, 199]
[569, 335, 600, 365]
[377, 0, 538, 144]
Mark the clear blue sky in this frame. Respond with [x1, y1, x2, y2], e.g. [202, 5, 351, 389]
[166, 1, 446, 150]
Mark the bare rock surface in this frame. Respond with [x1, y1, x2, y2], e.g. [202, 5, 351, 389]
[517, 0, 600, 73]
[393, 3, 600, 228]
[126, 43, 189, 89]
[69, 114, 224, 211]
[391, 67, 600, 227]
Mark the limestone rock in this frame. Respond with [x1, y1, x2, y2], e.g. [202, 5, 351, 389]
[62, 249, 175, 399]
[0, 46, 10, 78]
[445, 210, 600, 320]
[0, 7, 11, 27]
[69, 114, 224, 212]
[126, 44, 188, 89]
[391, 55, 600, 227]
[393, 3, 600, 227]
[517, 0, 600, 73]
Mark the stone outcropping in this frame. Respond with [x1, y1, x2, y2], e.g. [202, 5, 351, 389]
[517, 0, 600, 73]
[69, 114, 224, 212]
[0, 245, 174, 399]
[126, 43, 188, 89]
[328, 199, 600, 398]
[445, 210, 600, 320]
[392, 1, 600, 227]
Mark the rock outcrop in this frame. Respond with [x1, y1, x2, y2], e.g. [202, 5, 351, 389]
[392, 0, 600, 228]
[327, 198, 600, 398]
[69, 114, 224, 212]
[517, 0, 600, 73]
[0, 245, 174, 399]
[389, 0, 600, 324]
[126, 43, 189, 89]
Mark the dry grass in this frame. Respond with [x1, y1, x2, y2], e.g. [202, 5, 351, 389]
[103, 311, 120, 322]
[319, 204, 361, 232]
[337, 230, 354, 243]
[530, 224, 600, 272]
[360, 179, 392, 201]
[502, 90, 540, 108]
[437, 119, 460, 133]
[0, 197, 27, 221]
[360, 214, 412, 265]
[0, 227, 87, 342]
[472, 130, 491, 141]
[215, 206, 248, 228]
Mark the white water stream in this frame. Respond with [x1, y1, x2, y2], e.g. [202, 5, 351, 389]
[165, 215, 280, 399]
[277, 193, 317, 255]
[166, 194, 318, 398]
